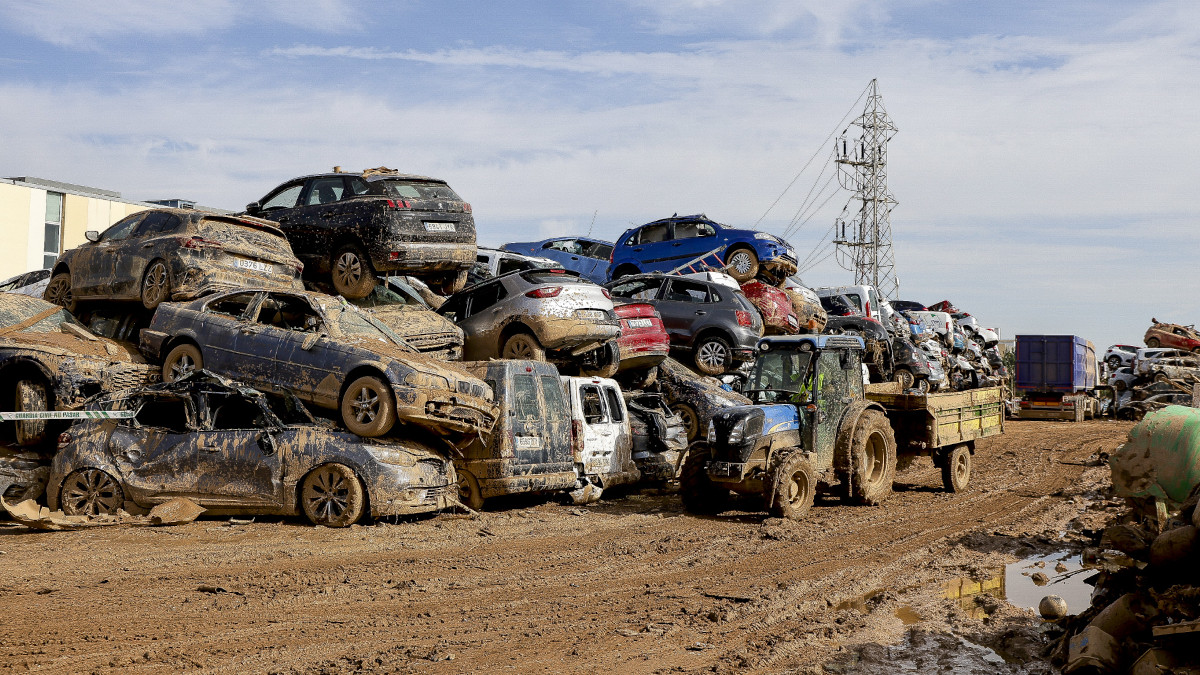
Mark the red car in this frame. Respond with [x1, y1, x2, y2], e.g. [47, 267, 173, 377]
[613, 302, 669, 374]
[1145, 319, 1200, 353]
[740, 280, 799, 335]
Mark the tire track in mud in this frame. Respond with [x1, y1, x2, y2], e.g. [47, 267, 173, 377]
[0, 421, 1130, 674]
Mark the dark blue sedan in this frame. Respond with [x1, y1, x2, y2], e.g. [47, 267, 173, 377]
[500, 236, 614, 284]
[607, 214, 796, 283]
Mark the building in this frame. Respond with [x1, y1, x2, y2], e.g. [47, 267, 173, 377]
[0, 176, 151, 280]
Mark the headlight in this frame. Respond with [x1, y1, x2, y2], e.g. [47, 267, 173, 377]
[707, 421, 716, 443]
[728, 417, 748, 444]
[753, 232, 776, 241]
[366, 446, 418, 467]
[404, 370, 450, 389]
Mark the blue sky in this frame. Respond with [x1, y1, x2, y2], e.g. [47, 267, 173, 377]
[1, 0, 1196, 350]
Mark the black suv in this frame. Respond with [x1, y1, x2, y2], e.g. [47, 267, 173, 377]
[605, 273, 763, 376]
[246, 168, 476, 298]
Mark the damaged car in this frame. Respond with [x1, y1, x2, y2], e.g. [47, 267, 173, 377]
[501, 236, 614, 285]
[245, 168, 476, 298]
[562, 375, 640, 501]
[140, 288, 497, 441]
[0, 294, 158, 446]
[624, 392, 687, 483]
[343, 278, 464, 360]
[611, 301, 669, 383]
[653, 357, 751, 443]
[741, 279, 799, 335]
[44, 208, 303, 312]
[437, 269, 620, 376]
[608, 214, 797, 283]
[45, 372, 457, 526]
[1144, 319, 1200, 353]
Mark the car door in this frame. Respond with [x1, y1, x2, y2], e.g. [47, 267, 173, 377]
[193, 291, 266, 375]
[456, 280, 509, 357]
[627, 222, 675, 272]
[539, 373, 575, 471]
[190, 389, 284, 506]
[540, 239, 589, 276]
[292, 176, 350, 256]
[509, 371, 551, 470]
[655, 278, 712, 348]
[254, 181, 309, 259]
[577, 241, 611, 283]
[107, 393, 201, 506]
[248, 292, 339, 399]
[72, 213, 147, 298]
[667, 220, 719, 268]
[574, 382, 614, 477]
[111, 211, 184, 298]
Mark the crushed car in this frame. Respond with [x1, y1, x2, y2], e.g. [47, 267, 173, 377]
[624, 392, 687, 483]
[469, 246, 558, 287]
[140, 288, 497, 441]
[45, 372, 457, 526]
[741, 279, 799, 335]
[0, 294, 158, 446]
[653, 357, 751, 443]
[501, 236, 614, 285]
[1144, 318, 1200, 353]
[0, 269, 50, 298]
[45, 208, 303, 312]
[341, 278, 464, 360]
[245, 167, 476, 297]
[437, 269, 620, 376]
[608, 214, 797, 283]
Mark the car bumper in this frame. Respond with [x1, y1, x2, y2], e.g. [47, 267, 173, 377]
[530, 317, 622, 352]
[617, 333, 670, 369]
[372, 242, 475, 274]
[632, 450, 681, 482]
[396, 390, 498, 442]
[171, 258, 303, 300]
[369, 481, 458, 516]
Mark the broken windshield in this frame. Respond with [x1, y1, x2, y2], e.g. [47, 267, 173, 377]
[745, 350, 814, 404]
[0, 295, 88, 334]
[332, 303, 414, 350]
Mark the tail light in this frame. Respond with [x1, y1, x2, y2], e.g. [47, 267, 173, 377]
[385, 199, 412, 209]
[571, 419, 584, 456]
[58, 432, 72, 446]
[463, 203, 472, 214]
[735, 310, 753, 327]
[293, 262, 304, 274]
[179, 236, 223, 250]
[526, 287, 562, 298]
[601, 289, 611, 299]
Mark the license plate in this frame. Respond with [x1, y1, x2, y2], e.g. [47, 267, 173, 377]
[627, 318, 652, 328]
[515, 436, 542, 450]
[424, 222, 456, 233]
[787, 315, 798, 327]
[234, 259, 272, 274]
[576, 309, 605, 320]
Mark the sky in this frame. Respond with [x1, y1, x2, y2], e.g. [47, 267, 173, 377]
[0, 0, 1196, 350]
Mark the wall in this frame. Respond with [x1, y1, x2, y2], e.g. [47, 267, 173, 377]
[0, 183, 32, 278]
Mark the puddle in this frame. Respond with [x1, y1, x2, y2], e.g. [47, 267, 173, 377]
[943, 572, 1004, 619]
[1005, 551, 1094, 616]
[835, 589, 924, 625]
[894, 605, 921, 625]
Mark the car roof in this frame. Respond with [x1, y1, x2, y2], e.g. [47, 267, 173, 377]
[274, 170, 446, 185]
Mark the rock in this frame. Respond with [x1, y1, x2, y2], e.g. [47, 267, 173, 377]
[1031, 572, 1050, 586]
[1039, 594, 1069, 620]
[1149, 525, 1200, 568]
[1054, 562, 1069, 573]
[1100, 523, 1151, 558]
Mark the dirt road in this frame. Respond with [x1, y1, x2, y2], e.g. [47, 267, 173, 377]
[0, 420, 1131, 674]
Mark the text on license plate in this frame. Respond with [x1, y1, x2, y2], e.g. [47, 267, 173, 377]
[626, 318, 653, 328]
[576, 310, 605, 320]
[424, 222, 456, 233]
[234, 259, 272, 274]
[515, 436, 542, 450]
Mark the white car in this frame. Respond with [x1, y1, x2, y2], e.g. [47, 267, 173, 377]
[1133, 348, 1192, 376]
[906, 310, 955, 342]
[561, 375, 640, 501]
[1107, 366, 1138, 392]
[1103, 344, 1139, 369]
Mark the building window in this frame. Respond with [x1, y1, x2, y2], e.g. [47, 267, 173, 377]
[44, 192, 62, 269]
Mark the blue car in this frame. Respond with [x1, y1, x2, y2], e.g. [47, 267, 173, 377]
[500, 236, 614, 284]
[607, 214, 797, 283]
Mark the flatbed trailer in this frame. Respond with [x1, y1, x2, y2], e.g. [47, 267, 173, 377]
[865, 384, 1005, 491]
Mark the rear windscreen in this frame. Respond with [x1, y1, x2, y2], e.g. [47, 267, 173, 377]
[519, 270, 584, 285]
[377, 180, 461, 201]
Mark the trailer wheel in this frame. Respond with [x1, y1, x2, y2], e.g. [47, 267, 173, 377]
[941, 444, 971, 493]
[679, 442, 728, 515]
[848, 411, 896, 506]
[768, 452, 816, 520]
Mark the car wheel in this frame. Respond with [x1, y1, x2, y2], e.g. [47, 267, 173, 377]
[768, 451, 816, 520]
[140, 259, 171, 310]
[456, 468, 484, 511]
[847, 411, 896, 506]
[501, 332, 547, 362]
[13, 379, 49, 447]
[724, 248, 759, 283]
[914, 377, 930, 394]
[581, 342, 619, 378]
[1154, 372, 1171, 384]
[940, 445, 972, 493]
[300, 463, 365, 527]
[892, 367, 915, 390]
[611, 265, 639, 281]
[331, 244, 376, 300]
[60, 468, 123, 517]
[162, 343, 203, 382]
[693, 335, 732, 376]
[1114, 379, 1127, 392]
[340, 375, 396, 438]
[43, 272, 76, 313]
[435, 269, 469, 296]
[1107, 355, 1122, 369]
[671, 402, 700, 443]
[1146, 337, 1160, 348]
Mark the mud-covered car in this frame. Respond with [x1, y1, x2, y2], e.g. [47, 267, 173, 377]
[140, 288, 496, 441]
[45, 372, 456, 526]
[624, 392, 687, 483]
[1144, 319, 1200, 353]
[245, 168, 476, 298]
[0, 269, 50, 298]
[608, 214, 797, 283]
[345, 278, 464, 360]
[654, 357, 750, 443]
[741, 280, 799, 335]
[437, 269, 620, 376]
[0, 294, 158, 447]
[44, 208, 303, 313]
[562, 375, 639, 501]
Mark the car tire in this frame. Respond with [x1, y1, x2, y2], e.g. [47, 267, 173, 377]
[300, 463, 366, 527]
[435, 269, 469, 296]
[13, 379, 49, 447]
[140, 259, 171, 310]
[1146, 337, 1160, 348]
[1114, 379, 1127, 392]
[162, 343, 203, 382]
[456, 468, 484, 511]
[892, 367, 915, 390]
[581, 342, 619, 378]
[693, 335, 732, 376]
[43, 272, 76, 313]
[1154, 372, 1171, 384]
[768, 451, 816, 520]
[331, 244, 376, 300]
[847, 411, 896, 506]
[940, 444, 972, 493]
[725, 248, 759, 283]
[679, 442, 728, 515]
[60, 468, 124, 517]
[1107, 355, 1122, 369]
[340, 375, 396, 438]
[501, 332, 547, 362]
[671, 402, 700, 443]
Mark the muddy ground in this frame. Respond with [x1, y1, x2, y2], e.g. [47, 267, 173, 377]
[0, 420, 1130, 674]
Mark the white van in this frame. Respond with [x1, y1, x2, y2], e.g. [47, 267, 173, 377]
[561, 376, 640, 500]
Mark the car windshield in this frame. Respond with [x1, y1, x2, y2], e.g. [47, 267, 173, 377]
[519, 270, 583, 285]
[745, 350, 814, 403]
[608, 277, 665, 300]
[329, 302, 413, 350]
[377, 179, 461, 201]
[349, 280, 425, 310]
[0, 295, 87, 334]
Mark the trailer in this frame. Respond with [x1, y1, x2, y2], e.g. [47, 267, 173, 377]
[1014, 335, 1099, 421]
[865, 384, 1005, 491]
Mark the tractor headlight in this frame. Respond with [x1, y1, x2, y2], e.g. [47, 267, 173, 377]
[727, 417, 748, 444]
[707, 421, 716, 443]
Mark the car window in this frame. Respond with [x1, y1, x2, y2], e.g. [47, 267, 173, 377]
[261, 184, 303, 211]
[584, 242, 613, 259]
[604, 386, 624, 422]
[333, 304, 408, 346]
[206, 292, 258, 319]
[257, 293, 322, 332]
[663, 279, 709, 303]
[205, 392, 271, 430]
[844, 293, 864, 311]
[437, 294, 468, 321]
[541, 375, 567, 423]
[306, 177, 346, 206]
[378, 180, 461, 201]
[497, 256, 530, 276]
[348, 177, 370, 196]
[512, 374, 541, 418]
[637, 223, 669, 244]
[102, 213, 146, 242]
[546, 239, 582, 254]
[608, 277, 665, 300]
[134, 396, 191, 433]
[350, 282, 423, 309]
[580, 385, 607, 424]
[672, 221, 715, 239]
[466, 281, 508, 316]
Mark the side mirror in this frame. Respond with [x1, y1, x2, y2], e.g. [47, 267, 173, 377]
[301, 332, 323, 351]
[85, 230, 100, 243]
[245, 202, 261, 214]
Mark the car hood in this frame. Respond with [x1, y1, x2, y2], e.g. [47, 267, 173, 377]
[367, 306, 463, 340]
[0, 329, 148, 363]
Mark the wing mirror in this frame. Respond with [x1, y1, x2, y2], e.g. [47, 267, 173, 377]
[245, 201, 261, 215]
[85, 230, 100, 243]
[301, 332, 323, 351]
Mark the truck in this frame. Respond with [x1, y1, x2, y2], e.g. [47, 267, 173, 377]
[1014, 335, 1100, 421]
[681, 334, 1004, 519]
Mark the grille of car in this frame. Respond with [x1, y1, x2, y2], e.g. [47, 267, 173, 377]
[418, 458, 448, 483]
[456, 380, 486, 399]
[406, 332, 462, 351]
[108, 364, 160, 391]
[422, 483, 456, 505]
